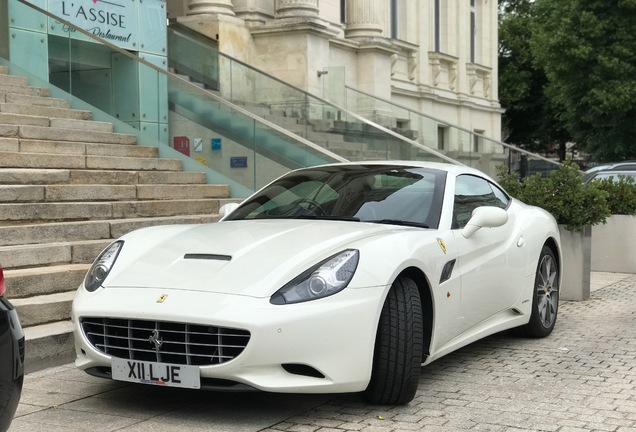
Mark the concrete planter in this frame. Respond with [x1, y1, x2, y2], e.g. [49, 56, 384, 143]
[592, 215, 636, 273]
[559, 225, 591, 301]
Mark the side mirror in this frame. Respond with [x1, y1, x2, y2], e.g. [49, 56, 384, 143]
[461, 206, 508, 238]
[219, 202, 240, 220]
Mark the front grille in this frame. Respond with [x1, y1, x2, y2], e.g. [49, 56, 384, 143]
[81, 317, 250, 366]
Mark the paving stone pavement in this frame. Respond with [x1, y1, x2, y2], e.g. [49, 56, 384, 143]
[8, 273, 636, 432]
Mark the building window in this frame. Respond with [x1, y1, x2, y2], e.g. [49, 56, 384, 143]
[340, 0, 346, 24]
[473, 130, 483, 153]
[390, 0, 398, 39]
[470, 0, 476, 63]
[438, 126, 448, 150]
[434, 0, 441, 52]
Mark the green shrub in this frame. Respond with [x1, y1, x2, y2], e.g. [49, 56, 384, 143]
[497, 160, 611, 232]
[593, 175, 636, 215]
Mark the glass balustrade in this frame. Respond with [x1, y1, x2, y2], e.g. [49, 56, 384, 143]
[166, 23, 457, 167]
[341, 85, 561, 178]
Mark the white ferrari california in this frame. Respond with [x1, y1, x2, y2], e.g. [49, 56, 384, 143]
[72, 161, 561, 405]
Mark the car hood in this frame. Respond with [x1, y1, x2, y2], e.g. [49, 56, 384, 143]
[104, 219, 412, 297]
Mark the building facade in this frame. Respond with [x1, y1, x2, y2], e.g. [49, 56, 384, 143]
[168, 0, 503, 146]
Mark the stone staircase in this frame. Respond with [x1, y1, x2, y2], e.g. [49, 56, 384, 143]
[0, 65, 233, 373]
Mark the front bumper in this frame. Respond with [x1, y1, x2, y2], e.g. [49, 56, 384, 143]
[72, 284, 386, 394]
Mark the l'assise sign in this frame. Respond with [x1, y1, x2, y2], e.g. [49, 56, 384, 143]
[48, 0, 138, 50]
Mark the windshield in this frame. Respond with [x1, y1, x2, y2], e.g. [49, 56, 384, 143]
[226, 165, 447, 229]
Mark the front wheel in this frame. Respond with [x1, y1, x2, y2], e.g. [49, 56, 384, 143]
[364, 276, 423, 405]
[517, 245, 559, 338]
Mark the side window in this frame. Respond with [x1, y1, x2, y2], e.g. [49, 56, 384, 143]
[452, 175, 508, 229]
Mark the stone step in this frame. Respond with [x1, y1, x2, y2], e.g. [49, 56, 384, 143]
[23, 320, 75, 374]
[0, 240, 110, 270]
[3, 264, 89, 299]
[0, 211, 221, 245]
[66, 169, 139, 185]
[137, 171, 207, 184]
[68, 169, 205, 185]
[3, 92, 68, 108]
[0, 184, 45, 201]
[0, 219, 224, 270]
[0, 102, 92, 121]
[136, 184, 229, 200]
[12, 291, 75, 328]
[0, 84, 49, 98]
[86, 154, 182, 171]
[0, 168, 71, 184]
[50, 118, 114, 133]
[0, 168, 207, 185]
[0, 198, 223, 221]
[0, 137, 18, 151]
[18, 139, 158, 158]
[0, 74, 29, 87]
[18, 125, 136, 145]
[0, 243, 71, 269]
[0, 124, 18, 137]
[0, 112, 50, 127]
[0, 184, 229, 202]
[0, 152, 181, 170]
[0, 151, 86, 169]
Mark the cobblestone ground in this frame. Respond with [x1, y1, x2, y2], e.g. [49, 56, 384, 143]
[10, 275, 636, 432]
[264, 275, 636, 432]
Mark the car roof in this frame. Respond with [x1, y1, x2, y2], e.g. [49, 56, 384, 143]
[309, 160, 492, 180]
[585, 162, 636, 173]
[592, 171, 636, 177]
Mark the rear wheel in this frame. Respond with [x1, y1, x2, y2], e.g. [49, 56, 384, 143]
[517, 245, 559, 338]
[364, 276, 423, 405]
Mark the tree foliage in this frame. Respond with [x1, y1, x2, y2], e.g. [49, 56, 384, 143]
[498, 0, 571, 159]
[531, 0, 636, 161]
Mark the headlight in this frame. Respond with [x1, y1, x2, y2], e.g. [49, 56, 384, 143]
[84, 241, 123, 292]
[270, 249, 359, 305]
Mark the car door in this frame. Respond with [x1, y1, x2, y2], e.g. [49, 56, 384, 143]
[451, 174, 527, 333]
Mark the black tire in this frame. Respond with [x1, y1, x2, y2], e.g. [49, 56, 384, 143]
[516, 245, 559, 338]
[364, 276, 423, 405]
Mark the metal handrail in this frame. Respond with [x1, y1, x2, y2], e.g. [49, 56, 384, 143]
[345, 85, 561, 167]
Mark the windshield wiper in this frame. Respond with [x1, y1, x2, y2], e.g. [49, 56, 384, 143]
[366, 219, 429, 228]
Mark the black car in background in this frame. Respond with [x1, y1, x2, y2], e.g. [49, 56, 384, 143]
[0, 263, 24, 432]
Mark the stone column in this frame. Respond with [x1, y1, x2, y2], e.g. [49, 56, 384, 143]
[187, 0, 236, 16]
[345, 0, 383, 39]
[275, 0, 319, 18]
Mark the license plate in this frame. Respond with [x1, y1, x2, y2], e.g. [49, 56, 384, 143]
[111, 358, 201, 389]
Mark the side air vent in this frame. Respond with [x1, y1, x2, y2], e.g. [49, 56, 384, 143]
[439, 259, 456, 284]
[282, 363, 325, 379]
[184, 254, 232, 261]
